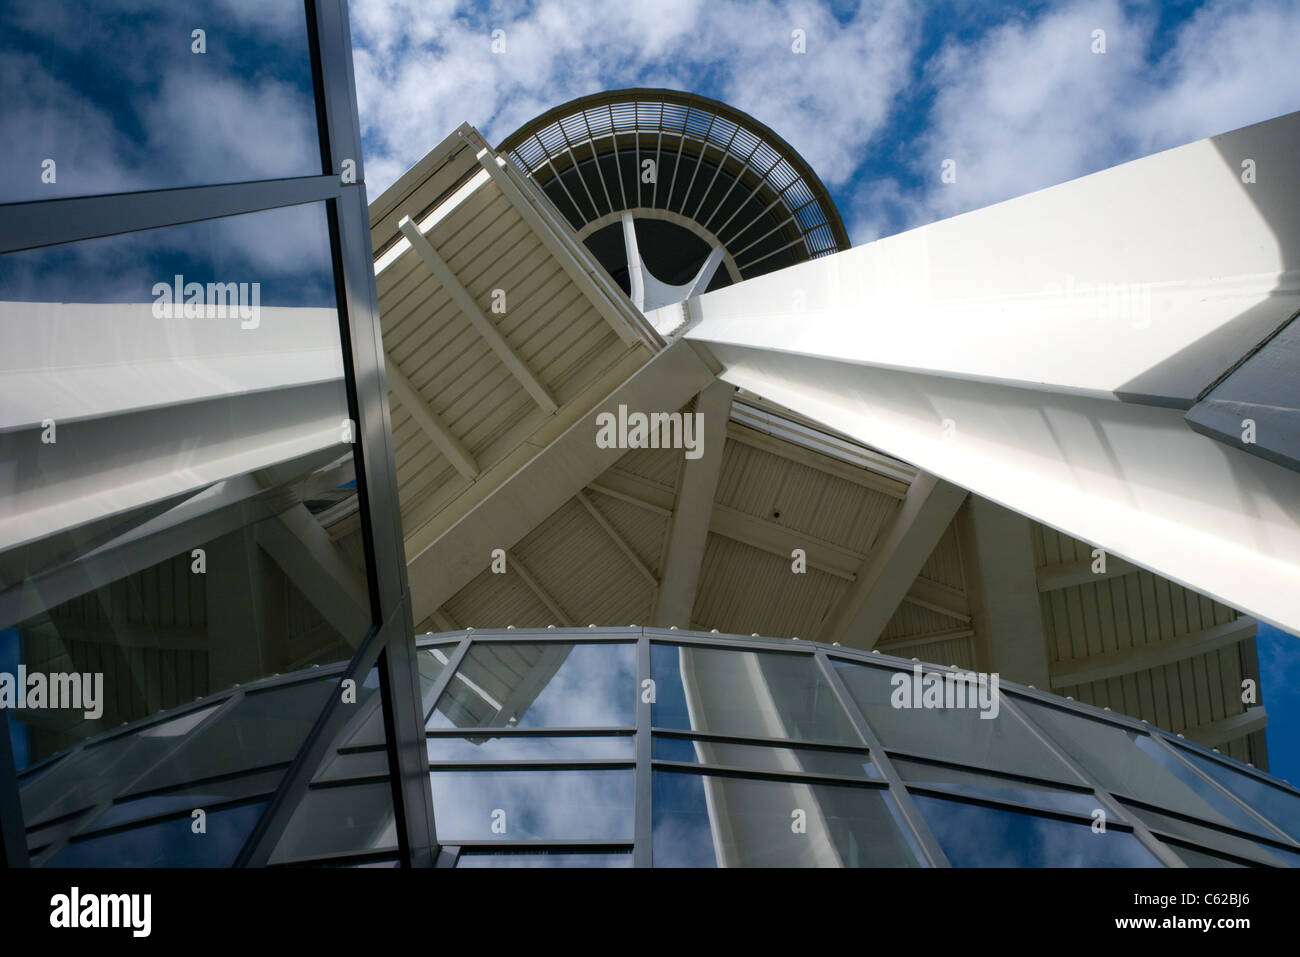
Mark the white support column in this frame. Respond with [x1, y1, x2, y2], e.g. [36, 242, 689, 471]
[398, 215, 558, 414]
[385, 352, 479, 479]
[653, 381, 733, 627]
[957, 497, 1051, 686]
[821, 473, 967, 648]
[687, 110, 1300, 634]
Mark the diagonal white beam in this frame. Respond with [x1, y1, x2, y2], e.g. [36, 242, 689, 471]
[821, 473, 967, 648]
[255, 503, 371, 645]
[688, 110, 1300, 634]
[398, 214, 558, 414]
[385, 352, 479, 479]
[653, 380, 733, 627]
[576, 490, 657, 587]
[405, 339, 715, 626]
[469, 136, 655, 350]
[1183, 705, 1268, 750]
[509, 550, 573, 626]
[1050, 617, 1257, 690]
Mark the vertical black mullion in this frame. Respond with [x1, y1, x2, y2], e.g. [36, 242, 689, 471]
[313, 0, 437, 866]
[814, 651, 951, 867]
[634, 632, 652, 867]
[0, 710, 30, 867]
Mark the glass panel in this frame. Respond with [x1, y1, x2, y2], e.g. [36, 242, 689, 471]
[1163, 844, 1252, 868]
[126, 679, 334, 795]
[893, 758, 1100, 816]
[428, 642, 635, 730]
[652, 736, 880, 779]
[652, 770, 919, 867]
[1174, 747, 1300, 842]
[83, 769, 282, 833]
[269, 782, 397, 865]
[1017, 701, 1280, 839]
[912, 795, 1162, 867]
[430, 769, 635, 842]
[0, 200, 366, 866]
[427, 734, 633, 762]
[653, 645, 858, 744]
[46, 801, 267, 867]
[0, 3, 321, 203]
[458, 850, 633, 868]
[833, 662, 1074, 781]
[1118, 801, 1300, 868]
[17, 704, 221, 827]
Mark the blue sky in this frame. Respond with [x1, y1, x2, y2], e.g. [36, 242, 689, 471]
[346, 1, 1300, 779]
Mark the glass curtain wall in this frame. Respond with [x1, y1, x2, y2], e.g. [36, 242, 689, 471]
[0, 0, 429, 867]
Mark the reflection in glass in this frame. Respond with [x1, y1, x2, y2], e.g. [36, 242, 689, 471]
[893, 758, 1100, 816]
[833, 663, 1073, 781]
[912, 795, 1161, 867]
[1118, 801, 1300, 868]
[653, 645, 858, 744]
[428, 734, 633, 762]
[652, 770, 918, 867]
[1175, 747, 1300, 842]
[652, 736, 879, 779]
[458, 850, 633, 868]
[430, 769, 634, 842]
[269, 782, 397, 865]
[0, 2, 321, 203]
[428, 642, 635, 730]
[1017, 701, 1279, 840]
[47, 801, 267, 867]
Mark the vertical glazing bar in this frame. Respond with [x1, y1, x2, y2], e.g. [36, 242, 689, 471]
[635, 632, 653, 867]
[813, 650, 951, 867]
[313, 0, 437, 866]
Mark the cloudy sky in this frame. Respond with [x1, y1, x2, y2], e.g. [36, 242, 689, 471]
[348, 0, 1300, 245]
[348, 0, 1300, 782]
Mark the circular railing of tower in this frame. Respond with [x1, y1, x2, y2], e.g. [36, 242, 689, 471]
[497, 89, 850, 296]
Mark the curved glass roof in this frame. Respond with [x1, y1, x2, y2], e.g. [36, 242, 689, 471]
[17, 628, 1300, 868]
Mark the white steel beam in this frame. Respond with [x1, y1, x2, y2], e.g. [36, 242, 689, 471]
[404, 339, 716, 626]
[398, 215, 558, 414]
[1183, 706, 1268, 750]
[1036, 554, 1140, 591]
[385, 352, 479, 479]
[509, 551, 573, 626]
[653, 380, 733, 627]
[821, 473, 967, 648]
[1050, 617, 1257, 690]
[469, 135, 657, 350]
[957, 497, 1052, 686]
[687, 111, 1300, 633]
[687, 111, 1300, 406]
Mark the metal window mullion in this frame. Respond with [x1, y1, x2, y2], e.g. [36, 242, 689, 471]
[0, 709, 31, 866]
[0, 174, 341, 255]
[635, 633, 652, 867]
[1146, 732, 1300, 846]
[999, 693, 1185, 867]
[813, 650, 951, 867]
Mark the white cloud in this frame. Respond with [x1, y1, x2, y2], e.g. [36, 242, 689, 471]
[348, 0, 921, 198]
[848, 0, 1300, 241]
